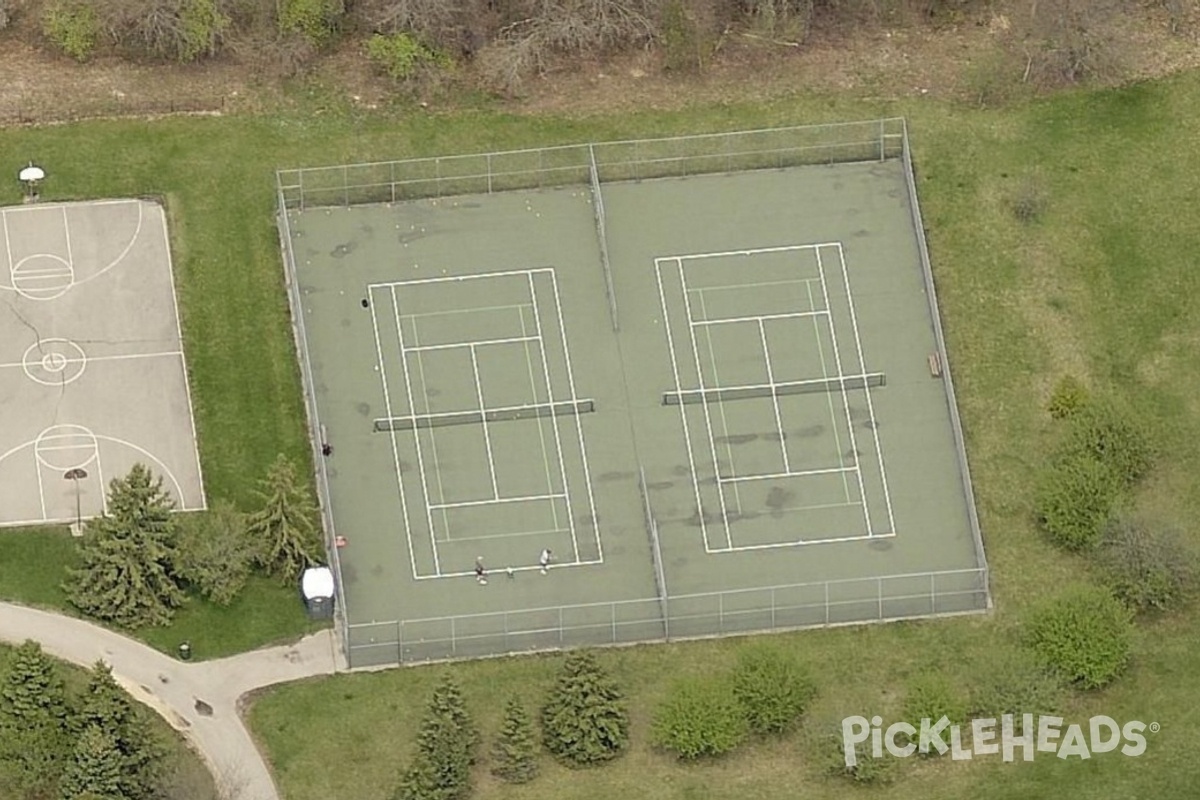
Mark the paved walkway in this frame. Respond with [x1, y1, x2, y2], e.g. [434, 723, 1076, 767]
[0, 602, 344, 800]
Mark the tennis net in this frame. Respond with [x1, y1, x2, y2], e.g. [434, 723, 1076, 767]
[663, 373, 884, 405]
[588, 145, 618, 332]
[374, 399, 594, 431]
[637, 469, 669, 638]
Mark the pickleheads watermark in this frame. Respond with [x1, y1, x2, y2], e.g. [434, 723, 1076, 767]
[841, 714, 1158, 766]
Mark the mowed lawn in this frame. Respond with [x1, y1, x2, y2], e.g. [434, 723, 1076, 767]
[1, 70, 1198, 798]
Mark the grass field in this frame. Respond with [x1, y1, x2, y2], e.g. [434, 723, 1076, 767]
[2, 70, 1199, 798]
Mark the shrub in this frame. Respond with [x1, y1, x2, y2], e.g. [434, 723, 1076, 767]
[0, 0, 10, 30]
[1097, 515, 1196, 613]
[542, 651, 628, 766]
[491, 695, 538, 784]
[1025, 584, 1134, 689]
[731, 644, 816, 735]
[1034, 454, 1122, 550]
[652, 676, 748, 760]
[1061, 398, 1154, 485]
[969, 650, 1062, 719]
[279, 0, 344, 47]
[43, 0, 100, 61]
[1047, 375, 1090, 420]
[174, 502, 255, 606]
[901, 673, 966, 755]
[366, 32, 447, 82]
[815, 723, 895, 786]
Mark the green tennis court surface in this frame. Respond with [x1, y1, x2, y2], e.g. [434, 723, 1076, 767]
[278, 120, 989, 668]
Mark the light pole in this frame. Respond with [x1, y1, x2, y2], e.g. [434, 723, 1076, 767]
[64, 468, 88, 533]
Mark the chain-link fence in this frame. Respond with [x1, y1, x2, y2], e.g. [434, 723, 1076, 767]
[345, 567, 988, 667]
[276, 118, 906, 211]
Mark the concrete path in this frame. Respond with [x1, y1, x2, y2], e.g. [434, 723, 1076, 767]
[0, 601, 344, 800]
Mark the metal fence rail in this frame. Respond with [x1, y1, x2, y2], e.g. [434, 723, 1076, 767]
[899, 121, 991, 598]
[345, 566, 988, 667]
[275, 192, 351, 664]
[588, 144, 619, 332]
[277, 118, 907, 211]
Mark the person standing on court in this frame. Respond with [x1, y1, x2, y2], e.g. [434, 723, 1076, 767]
[539, 548, 552, 575]
[475, 557, 487, 585]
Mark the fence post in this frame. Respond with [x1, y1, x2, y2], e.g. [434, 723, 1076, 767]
[342, 165, 349, 207]
[396, 621, 403, 666]
[610, 604, 617, 644]
[877, 577, 883, 620]
[559, 607, 565, 646]
[930, 573, 937, 615]
[718, 594, 724, 633]
[390, 161, 397, 204]
[879, 119, 886, 162]
[450, 617, 457, 657]
[435, 158, 442, 198]
[824, 582, 830, 625]
[770, 587, 776, 629]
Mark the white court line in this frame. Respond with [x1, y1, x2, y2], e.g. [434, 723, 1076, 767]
[33, 449, 47, 521]
[678, 260, 732, 550]
[390, 285, 443, 574]
[443, 526, 573, 543]
[524, 275, 560, 531]
[9, 268, 69, 278]
[816, 248, 872, 538]
[685, 277, 819, 294]
[0, 351, 185, 371]
[160, 204, 207, 511]
[694, 288, 741, 515]
[403, 335, 539, 354]
[537, 271, 580, 563]
[757, 318, 790, 473]
[719, 466, 857, 485]
[468, 344, 500, 500]
[402, 302, 531, 321]
[407, 319, 452, 542]
[808, 281, 852, 502]
[429, 492, 566, 511]
[690, 309, 828, 327]
[368, 286, 421, 581]
[834, 243, 896, 535]
[368, 267, 552, 290]
[1, 212, 13, 280]
[0, 199, 143, 214]
[708, 531, 897, 553]
[61, 207, 75, 271]
[654, 260, 711, 553]
[674, 243, 844, 262]
[666, 373, 882, 403]
[548, 269, 601, 563]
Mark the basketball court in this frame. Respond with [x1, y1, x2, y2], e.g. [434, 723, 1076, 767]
[0, 199, 205, 527]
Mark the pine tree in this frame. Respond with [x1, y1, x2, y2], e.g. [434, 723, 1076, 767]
[542, 650, 628, 766]
[393, 675, 478, 800]
[59, 725, 124, 800]
[0, 641, 74, 796]
[247, 454, 322, 583]
[64, 463, 185, 628]
[491, 694, 538, 783]
[75, 662, 165, 799]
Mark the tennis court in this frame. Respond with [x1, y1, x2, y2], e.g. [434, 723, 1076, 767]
[278, 119, 989, 668]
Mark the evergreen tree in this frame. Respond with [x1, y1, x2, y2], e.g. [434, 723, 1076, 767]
[64, 463, 185, 627]
[247, 454, 322, 582]
[59, 725, 124, 800]
[542, 651, 628, 766]
[393, 675, 478, 800]
[491, 694, 538, 783]
[0, 641, 73, 796]
[75, 662, 165, 799]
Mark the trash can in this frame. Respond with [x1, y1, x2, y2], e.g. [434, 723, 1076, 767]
[178, 641, 192, 661]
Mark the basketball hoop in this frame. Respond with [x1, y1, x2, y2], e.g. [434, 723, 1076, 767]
[18, 163, 45, 203]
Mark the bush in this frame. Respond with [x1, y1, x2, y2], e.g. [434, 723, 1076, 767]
[366, 32, 447, 81]
[1061, 399, 1154, 485]
[815, 724, 895, 786]
[0, 0, 10, 31]
[542, 651, 628, 766]
[279, 0, 343, 47]
[43, 0, 100, 61]
[1034, 454, 1123, 550]
[491, 695, 538, 784]
[1097, 515, 1196, 613]
[174, 502, 255, 606]
[652, 676, 748, 760]
[1025, 584, 1134, 689]
[901, 673, 966, 755]
[968, 650, 1062, 718]
[1047, 375, 1090, 420]
[731, 644, 816, 735]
